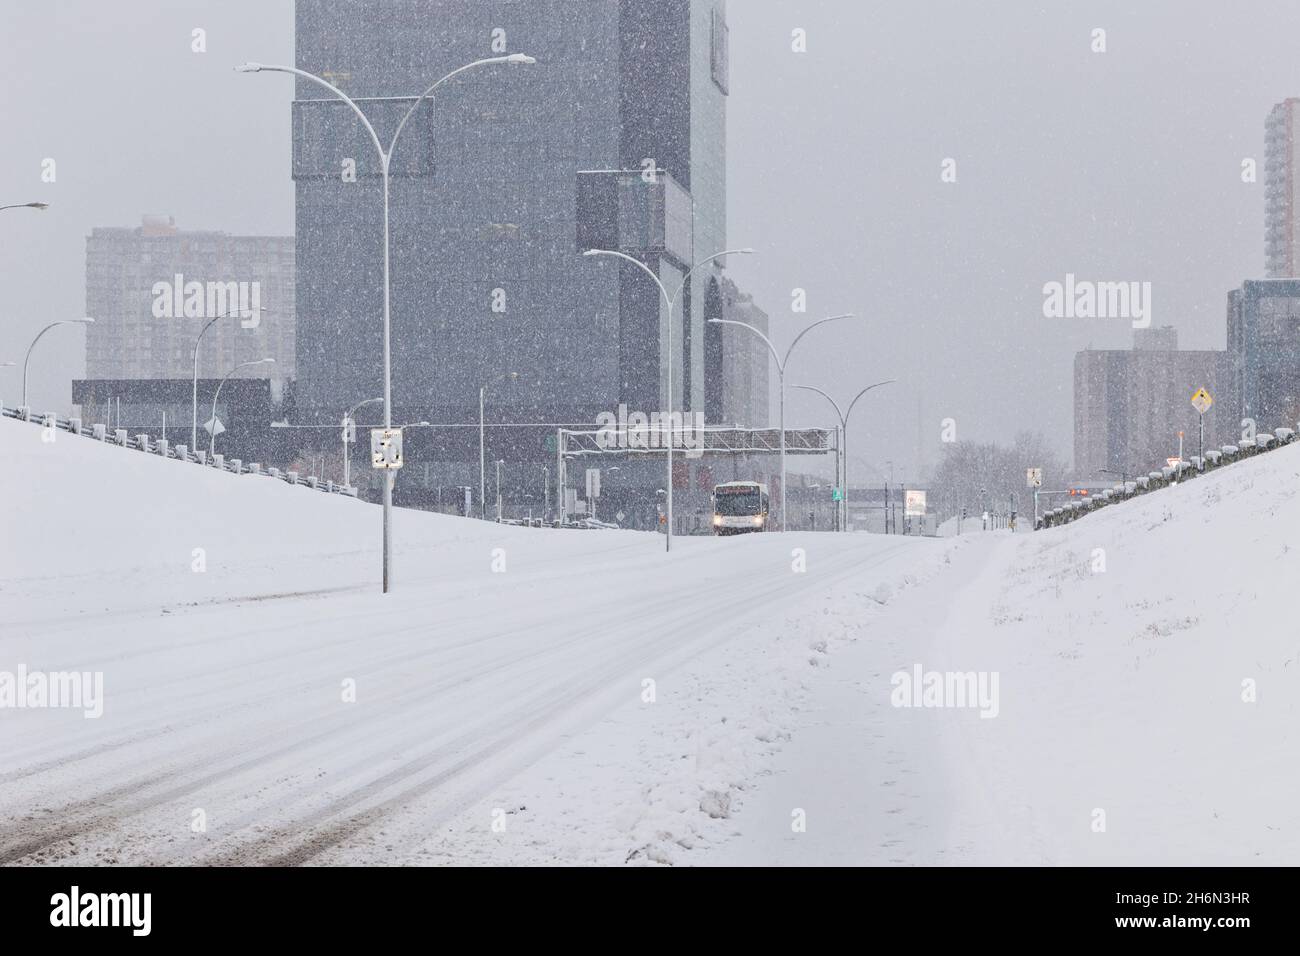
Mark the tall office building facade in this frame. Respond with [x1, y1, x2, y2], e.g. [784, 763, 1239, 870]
[291, 0, 733, 445]
[1227, 278, 1300, 430]
[1265, 98, 1300, 278]
[715, 276, 769, 427]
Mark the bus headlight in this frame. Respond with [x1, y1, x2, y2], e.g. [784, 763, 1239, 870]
[753, 515, 765, 526]
[713, 514, 723, 526]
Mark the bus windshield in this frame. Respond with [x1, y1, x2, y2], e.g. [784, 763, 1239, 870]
[715, 490, 761, 515]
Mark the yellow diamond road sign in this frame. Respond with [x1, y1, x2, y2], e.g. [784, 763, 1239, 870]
[1191, 388, 1213, 414]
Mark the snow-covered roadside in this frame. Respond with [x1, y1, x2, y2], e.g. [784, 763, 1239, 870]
[411, 534, 971, 866]
[696, 532, 1006, 866]
[702, 442, 1300, 867]
[930, 452, 1300, 865]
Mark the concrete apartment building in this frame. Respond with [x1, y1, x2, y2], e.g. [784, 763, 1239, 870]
[77, 215, 294, 450]
[1265, 98, 1300, 278]
[1074, 327, 1234, 480]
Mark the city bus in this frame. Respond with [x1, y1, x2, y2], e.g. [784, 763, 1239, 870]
[711, 481, 770, 535]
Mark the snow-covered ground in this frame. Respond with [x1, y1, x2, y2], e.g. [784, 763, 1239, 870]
[701, 463, 1300, 865]
[0, 418, 948, 865]
[3, 415, 1296, 865]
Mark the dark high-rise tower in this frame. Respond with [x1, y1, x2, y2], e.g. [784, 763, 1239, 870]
[292, 0, 731, 456]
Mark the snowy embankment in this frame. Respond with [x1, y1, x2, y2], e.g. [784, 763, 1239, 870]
[0, 417, 949, 865]
[699, 443, 1300, 865]
[933, 446, 1300, 864]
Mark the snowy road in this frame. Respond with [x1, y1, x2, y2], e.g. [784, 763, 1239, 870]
[0, 419, 944, 865]
[10, 415, 1290, 867]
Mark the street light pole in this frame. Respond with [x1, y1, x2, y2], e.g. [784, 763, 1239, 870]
[480, 370, 519, 520]
[583, 247, 753, 551]
[495, 459, 505, 522]
[542, 464, 550, 523]
[709, 313, 855, 531]
[22, 318, 94, 408]
[792, 379, 895, 533]
[209, 357, 275, 458]
[238, 52, 536, 593]
[192, 308, 275, 452]
[342, 397, 382, 490]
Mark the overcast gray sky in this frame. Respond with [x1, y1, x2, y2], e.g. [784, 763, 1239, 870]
[2, 1, 1294, 482]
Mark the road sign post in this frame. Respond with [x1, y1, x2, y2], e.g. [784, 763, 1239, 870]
[1191, 388, 1213, 461]
[1026, 467, 1042, 528]
[585, 468, 601, 520]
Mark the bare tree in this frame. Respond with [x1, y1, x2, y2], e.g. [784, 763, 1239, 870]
[930, 431, 1067, 520]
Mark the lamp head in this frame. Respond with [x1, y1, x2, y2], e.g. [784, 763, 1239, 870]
[234, 62, 263, 73]
[506, 53, 537, 65]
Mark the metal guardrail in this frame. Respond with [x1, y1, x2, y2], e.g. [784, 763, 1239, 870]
[0, 402, 361, 499]
[1036, 425, 1297, 530]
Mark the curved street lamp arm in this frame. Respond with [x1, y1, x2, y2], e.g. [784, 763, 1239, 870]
[238, 64, 386, 165]
[25, 321, 71, 368]
[211, 359, 274, 447]
[583, 249, 671, 309]
[670, 248, 754, 308]
[791, 383, 845, 426]
[783, 313, 855, 369]
[215, 359, 269, 399]
[707, 317, 781, 369]
[192, 314, 224, 357]
[346, 396, 383, 420]
[388, 56, 526, 158]
[844, 379, 897, 423]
